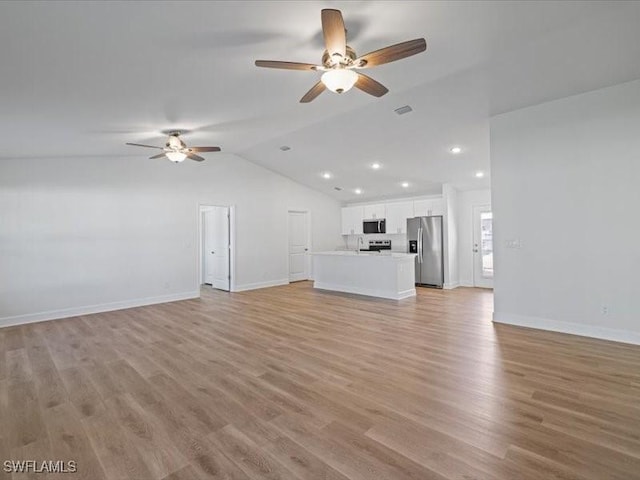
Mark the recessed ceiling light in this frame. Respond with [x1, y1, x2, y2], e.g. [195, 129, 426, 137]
[322, 172, 332, 179]
[280, 145, 291, 151]
[475, 171, 485, 178]
[450, 146, 462, 154]
[354, 188, 362, 195]
[401, 182, 409, 188]
[371, 163, 381, 170]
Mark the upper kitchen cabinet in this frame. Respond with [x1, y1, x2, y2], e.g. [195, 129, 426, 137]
[343, 197, 444, 235]
[413, 198, 444, 217]
[341, 206, 364, 235]
[363, 204, 386, 220]
[385, 201, 414, 234]
[430, 198, 444, 216]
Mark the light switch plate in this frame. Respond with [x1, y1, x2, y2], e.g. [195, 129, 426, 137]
[505, 238, 522, 249]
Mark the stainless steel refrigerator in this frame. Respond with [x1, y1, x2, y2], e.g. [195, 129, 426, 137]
[407, 216, 444, 288]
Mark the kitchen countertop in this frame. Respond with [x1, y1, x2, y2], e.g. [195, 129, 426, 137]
[313, 251, 416, 258]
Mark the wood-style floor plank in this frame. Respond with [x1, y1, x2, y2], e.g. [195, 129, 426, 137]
[43, 402, 107, 480]
[207, 424, 298, 480]
[6, 380, 47, 450]
[0, 379, 11, 480]
[0, 282, 639, 479]
[82, 408, 154, 480]
[103, 394, 189, 479]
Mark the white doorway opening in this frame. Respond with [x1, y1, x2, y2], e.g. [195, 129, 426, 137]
[288, 210, 310, 282]
[199, 205, 232, 291]
[473, 205, 493, 289]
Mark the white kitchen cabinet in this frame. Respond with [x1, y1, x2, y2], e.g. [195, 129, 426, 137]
[413, 198, 444, 217]
[385, 201, 414, 234]
[430, 198, 444, 216]
[363, 204, 386, 220]
[341, 206, 364, 235]
[413, 199, 430, 216]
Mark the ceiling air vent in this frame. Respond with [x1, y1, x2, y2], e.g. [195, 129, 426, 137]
[280, 145, 291, 151]
[394, 105, 413, 115]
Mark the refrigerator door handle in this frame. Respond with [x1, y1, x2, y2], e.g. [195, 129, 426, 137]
[418, 227, 423, 263]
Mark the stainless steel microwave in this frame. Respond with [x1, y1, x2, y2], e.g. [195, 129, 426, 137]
[363, 219, 386, 234]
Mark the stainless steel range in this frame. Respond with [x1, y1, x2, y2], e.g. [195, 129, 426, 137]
[364, 240, 391, 252]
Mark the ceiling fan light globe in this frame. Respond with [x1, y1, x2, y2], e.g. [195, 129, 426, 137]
[321, 69, 358, 94]
[166, 151, 187, 163]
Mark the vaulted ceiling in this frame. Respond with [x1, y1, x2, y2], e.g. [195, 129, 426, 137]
[2, 1, 640, 202]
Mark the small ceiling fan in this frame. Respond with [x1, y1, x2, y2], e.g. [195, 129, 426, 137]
[255, 9, 426, 103]
[126, 132, 221, 163]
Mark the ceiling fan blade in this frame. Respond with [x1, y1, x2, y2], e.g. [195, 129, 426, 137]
[321, 9, 346, 58]
[187, 153, 205, 162]
[255, 60, 318, 71]
[189, 146, 221, 152]
[356, 38, 427, 68]
[149, 153, 167, 160]
[300, 81, 326, 103]
[355, 73, 389, 97]
[126, 142, 163, 150]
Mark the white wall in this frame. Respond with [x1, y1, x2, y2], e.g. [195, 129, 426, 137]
[0, 153, 342, 325]
[442, 184, 459, 289]
[457, 189, 491, 287]
[491, 79, 640, 344]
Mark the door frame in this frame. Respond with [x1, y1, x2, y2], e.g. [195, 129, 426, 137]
[198, 204, 236, 292]
[472, 204, 493, 289]
[286, 209, 312, 282]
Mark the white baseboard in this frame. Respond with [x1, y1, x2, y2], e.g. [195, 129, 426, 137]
[233, 279, 290, 292]
[493, 312, 640, 346]
[457, 281, 493, 288]
[443, 282, 460, 290]
[313, 281, 416, 300]
[0, 290, 201, 329]
[395, 288, 417, 300]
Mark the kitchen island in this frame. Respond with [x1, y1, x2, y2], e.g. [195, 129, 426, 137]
[312, 251, 417, 300]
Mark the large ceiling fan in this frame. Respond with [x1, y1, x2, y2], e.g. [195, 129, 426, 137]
[126, 132, 221, 163]
[255, 9, 426, 103]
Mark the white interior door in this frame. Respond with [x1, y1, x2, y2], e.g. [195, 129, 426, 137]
[288, 211, 309, 282]
[202, 206, 230, 291]
[203, 210, 215, 285]
[473, 205, 494, 289]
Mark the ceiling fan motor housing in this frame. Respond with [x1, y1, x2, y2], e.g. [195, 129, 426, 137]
[322, 45, 357, 68]
[167, 133, 185, 149]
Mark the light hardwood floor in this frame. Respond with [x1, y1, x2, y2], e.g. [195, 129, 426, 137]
[1, 282, 639, 480]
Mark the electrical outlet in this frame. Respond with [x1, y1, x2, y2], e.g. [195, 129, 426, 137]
[601, 305, 609, 315]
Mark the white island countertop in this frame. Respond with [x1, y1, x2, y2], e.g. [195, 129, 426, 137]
[312, 251, 417, 300]
[313, 251, 415, 258]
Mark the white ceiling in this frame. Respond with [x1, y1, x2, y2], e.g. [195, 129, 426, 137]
[2, 1, 640, 202]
